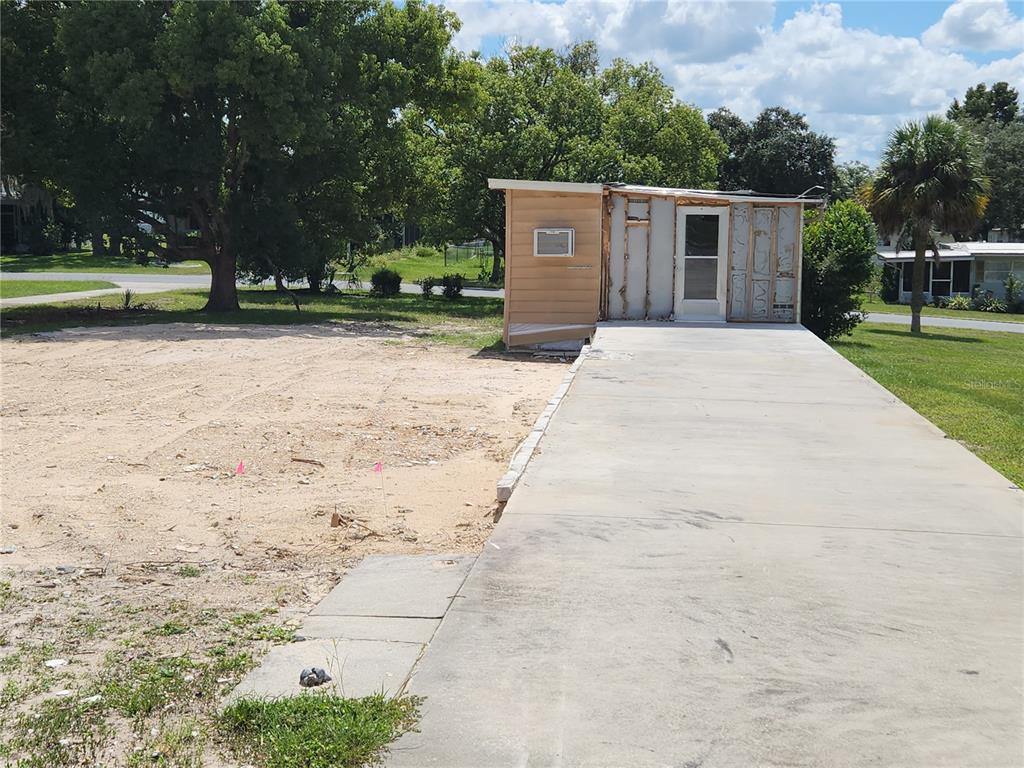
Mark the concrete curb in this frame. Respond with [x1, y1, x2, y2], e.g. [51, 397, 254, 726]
[496, 345, 590, 502]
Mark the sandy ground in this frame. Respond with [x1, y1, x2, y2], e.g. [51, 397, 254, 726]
[0, 323, 566, 763]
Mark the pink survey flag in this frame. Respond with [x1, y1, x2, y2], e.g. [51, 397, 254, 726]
[373, 461, 383, 473]
[236, 460, 245, 475]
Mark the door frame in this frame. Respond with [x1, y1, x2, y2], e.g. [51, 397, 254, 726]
[674, 205, 729, 321]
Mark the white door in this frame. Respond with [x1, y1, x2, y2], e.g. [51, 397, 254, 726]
[674, 206, 729, 320]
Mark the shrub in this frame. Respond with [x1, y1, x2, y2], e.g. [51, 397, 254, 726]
[415, 245, 441, 260]
[369, 268, 401, 297]
[418, 276, 438, 296]
[800, 200, 877, 341]
[978, 298, 1008, 313]
[879, 264, 900, 302]
[440, 273, 464, 300]
[1005, 274, 1022, 309]
[945, 295, 972, 311]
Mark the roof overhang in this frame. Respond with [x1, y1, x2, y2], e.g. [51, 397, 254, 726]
[876, 250, 974, 263]
[488, 179, 603, 194]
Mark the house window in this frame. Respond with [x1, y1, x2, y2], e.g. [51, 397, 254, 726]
[901, 263, 913, 291]
[952, 261, 971, 293]
[931, 261, 951, 297]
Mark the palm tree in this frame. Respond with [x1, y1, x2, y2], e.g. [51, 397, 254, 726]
[864, 116, 988, 333]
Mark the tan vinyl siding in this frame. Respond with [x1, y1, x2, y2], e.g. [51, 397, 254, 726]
[505, 190, 603, 329]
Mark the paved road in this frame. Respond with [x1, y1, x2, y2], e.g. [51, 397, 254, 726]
[390, 323, 1023, 767]
[0, 270, 504, 306]
[864, 311, 1024, 334]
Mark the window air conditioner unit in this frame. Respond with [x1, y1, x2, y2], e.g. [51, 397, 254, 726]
[534, 228, 575, 257]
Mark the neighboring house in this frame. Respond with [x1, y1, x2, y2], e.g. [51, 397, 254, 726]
[489, 179, 823, 348]
[876, 242, 1024, 303]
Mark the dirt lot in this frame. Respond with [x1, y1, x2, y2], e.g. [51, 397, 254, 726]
[0, 323, 566, 765]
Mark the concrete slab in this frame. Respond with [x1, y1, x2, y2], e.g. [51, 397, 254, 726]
[310, 554, 475, 619]
[225, 638, 423, 704]
[297, 616, 440, 644]
[390, 323, 1023, 767]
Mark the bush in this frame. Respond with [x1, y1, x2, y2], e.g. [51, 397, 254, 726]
[415, 245, 441, 260]
[879, 264, 900, 302]
[1005, 274, 1022, 309]
[800, 200, 877, 341]
[369, 267, 402, 297]
[440, 273, 464, 300]
[945, 295, 972, 311]
[26, 220, 62, 256]
[976, 297, 1007, 313]
[418, 276, 438, 296]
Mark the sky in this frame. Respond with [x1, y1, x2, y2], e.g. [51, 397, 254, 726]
[439, 0, 1024, 164]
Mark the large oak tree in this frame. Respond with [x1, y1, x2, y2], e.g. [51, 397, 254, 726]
[1, 0, 464, 310]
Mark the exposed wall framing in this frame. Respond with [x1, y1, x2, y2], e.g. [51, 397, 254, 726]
[603, 191, 802, 324]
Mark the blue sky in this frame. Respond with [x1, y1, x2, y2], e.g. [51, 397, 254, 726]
[441, 0, 1024, 164]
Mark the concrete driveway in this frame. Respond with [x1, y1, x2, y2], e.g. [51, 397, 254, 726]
[390, 323, 1023, 767]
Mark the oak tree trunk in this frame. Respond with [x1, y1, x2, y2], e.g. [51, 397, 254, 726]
[91, 231, 106, 256]
[205, 253, 239, 311]
[488, 234, 505, 284]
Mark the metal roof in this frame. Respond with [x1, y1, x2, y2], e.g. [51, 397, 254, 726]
[877, 241, 1024, 261]
[487, 178, 824, 204]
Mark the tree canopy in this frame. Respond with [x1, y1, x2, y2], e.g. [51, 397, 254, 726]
[947, 82, 1020, 125]
[946, 81, 1023, 239]
[707, 106, 837, 196]
[415, 42, 726, 280]
[1, 0, 468, 309]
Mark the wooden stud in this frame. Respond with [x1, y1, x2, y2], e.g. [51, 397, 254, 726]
[745, 204, 754, 322]
[600, 192, 611, 320]
[768, 206, 778, 324]
[724, 203, 735, 321]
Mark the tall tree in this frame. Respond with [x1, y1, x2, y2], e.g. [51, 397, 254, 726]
[947, 82, 1024, 239]
[598, 59, 725, 188]
[833, 161, 873, 202]
[864, 116, 988, 333]
[708, 107, 837, 195]
[428, 42, 725, 281]
[947, 82, 1020, 125]
[1, 0, 463, 310]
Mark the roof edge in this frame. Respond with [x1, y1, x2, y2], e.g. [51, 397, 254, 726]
[487, 178, 823, 203]
[488, 179, 603, 194]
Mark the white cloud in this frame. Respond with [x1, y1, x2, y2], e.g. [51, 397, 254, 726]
[922, 0, 1024, 51]
[445, 0, 774, 64]
[444, 0, 1024, 163]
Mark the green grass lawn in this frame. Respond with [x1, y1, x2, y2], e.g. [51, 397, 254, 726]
[0, 278, 117, 299]
[1, 249, 210, 275]
[0, 287, 504, 349]
[357, 246, 499, 288]
[860, 296, 1024, 324]
[833, 324, 1024, 487]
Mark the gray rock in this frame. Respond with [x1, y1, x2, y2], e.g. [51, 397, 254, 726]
[298, 667, 332, 688]
[56, 565, 76, 575]
[0, 546, 15, 555]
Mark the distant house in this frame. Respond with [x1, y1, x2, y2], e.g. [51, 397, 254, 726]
[876, 241, 1024, 302]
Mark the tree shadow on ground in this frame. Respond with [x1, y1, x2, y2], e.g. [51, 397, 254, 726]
[861, 328, 984, 343]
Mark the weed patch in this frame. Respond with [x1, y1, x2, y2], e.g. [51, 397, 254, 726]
[220, 693, 419, 768]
